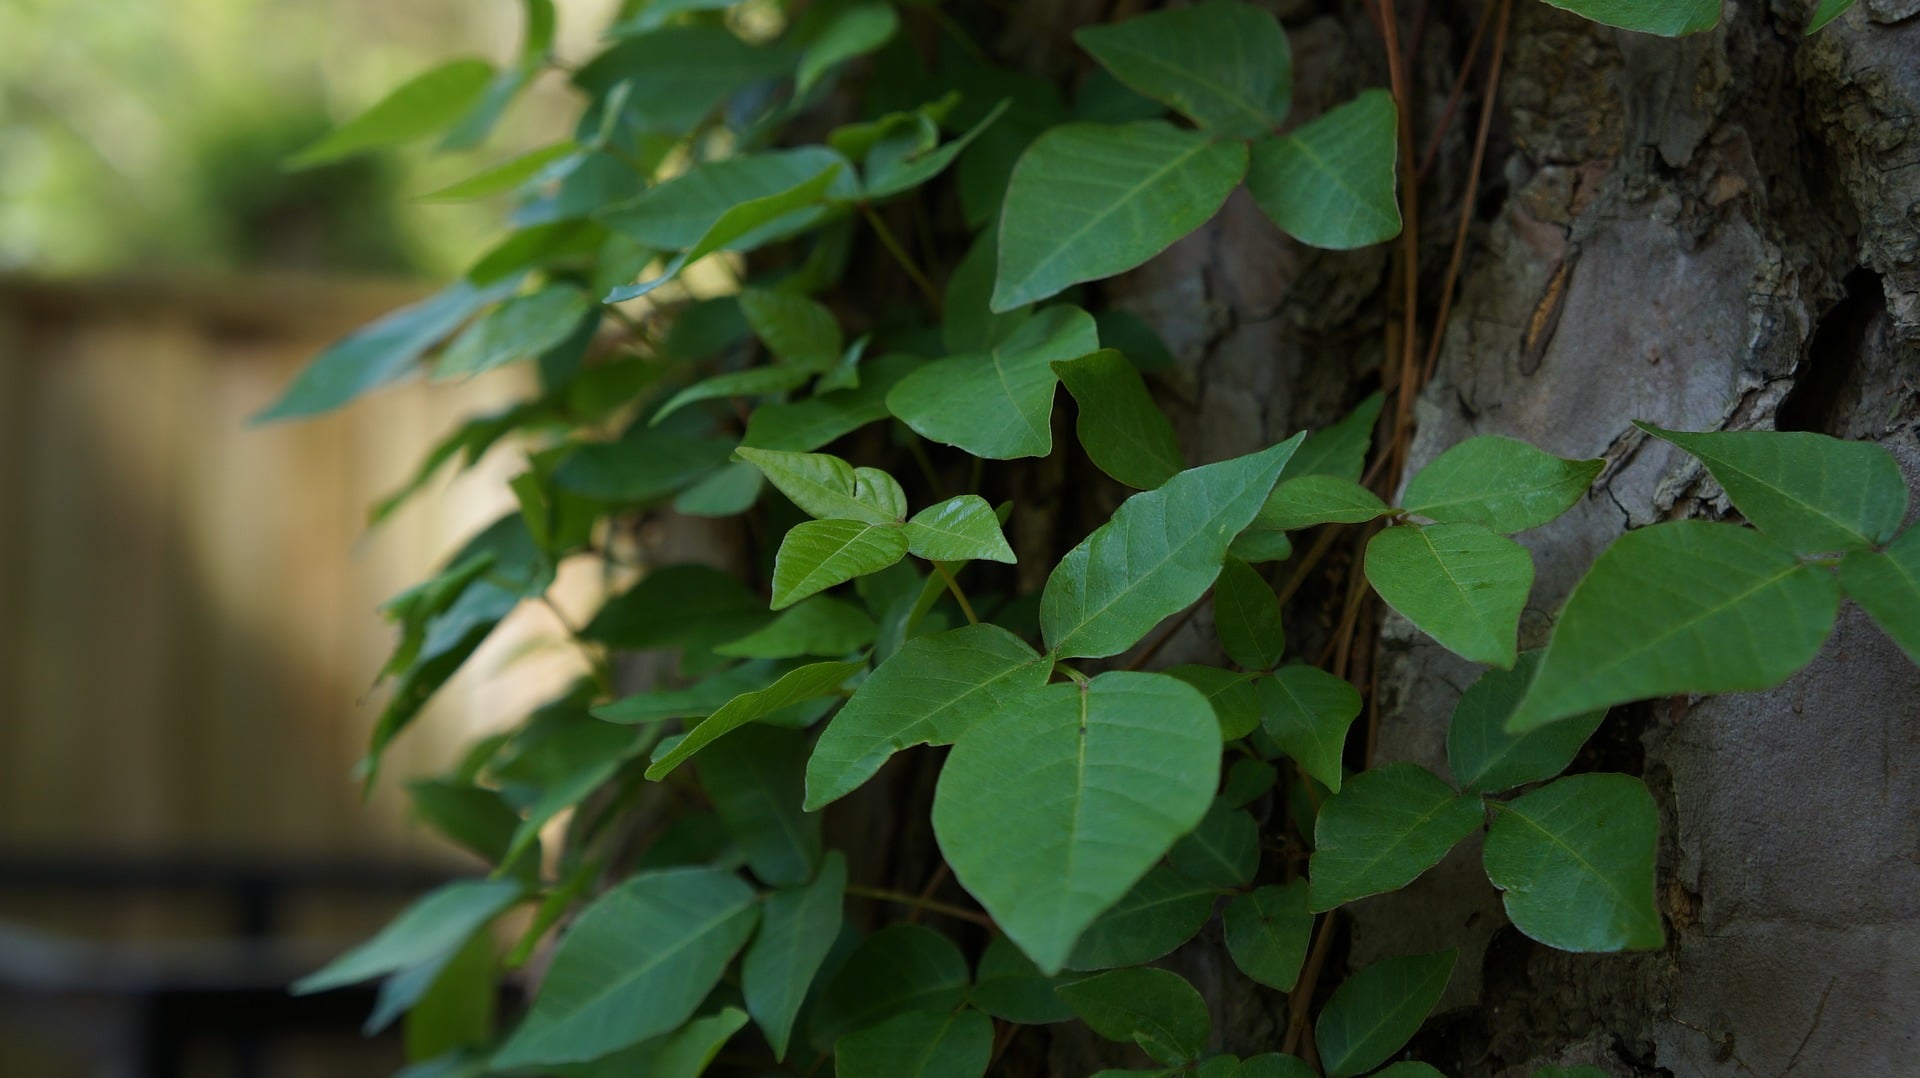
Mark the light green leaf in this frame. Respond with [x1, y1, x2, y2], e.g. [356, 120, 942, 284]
[973, 937, 1077, 1024]
[1808, 0, 1857, 33]
[1639, 423, 1907, 554]
[1057, 967, 1210, 1065]
[418, 142, 578, 202]
[1315, 950, 1455, 1078]
[1052, 349, 1185, 489]
[772, 520, 911, 608]
[1214, 556, 1286, 670]
[700, 725, 821, 887]
[294, 879, 524, 994]
[735, 447, 906, 524]
[394, 925, 494, 1054]
[1224, 883, 1313, 991]
[887, 305, 1099, 459]
[602, 148, 852, 251]
[798, 3, 900, 94]
[992, 122, 1249, 311]
[1066, 865, 1217, 971]
[1257, 664, 1362, 793]
[1253, 475, 1390, 532]
[606, 165, 848, 302]
[717, 596, 875, 659]
[288, 59, 495, 168]
[742, 354, 921, 451]
[906, 496, 1018, 563]
[1074, 1, 1291, 138]
[646, 661, 863, 779]
[1447, 652, 1603, 793]
[1169, 797, 1259, 887]
[1043, 437, 1302, 659]
[492, 868, 758, 1067]
[836, 1008, 993, 1078]
[810, 925, 970, 1049]
[652, 366, 814, 425]
[1167, 664, 1262, 740]
[1536, 0, 1720, 35]
[865, 100, 1011, 201]
[1247, 90, 1400, 250]
[1840, 525, 1920, 667]
[1365, 523, 1532, 668]
[1403, 436, 1602, 534]
[610, 1007, 751, 1078]
[806, 624, 1049, 809]
[740, 289, 844, 372]
[933, 672, 1221, 973]
[1485, 773, 1663, 952]
[743, 851, 846, 1059]
[1510, 520, 1840, 730]
[434, 285, 592, 379]
[1309, 764, 1483, 910]
[1235, 1055, 1316, 1078]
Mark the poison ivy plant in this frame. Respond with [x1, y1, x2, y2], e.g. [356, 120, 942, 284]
[273, 1, 1897, 1075]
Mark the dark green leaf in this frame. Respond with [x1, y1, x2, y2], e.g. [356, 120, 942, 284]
[740, 289, 844, 372]
[606, 165, 849, 302]
[646, 661, 863, 779]
[810, 925, 970, 1049]
[888, 305, 1099, 459]
[1247, 90, 1400, 250]
[1057, 967, 1210, 1064]
[1166, 665, 1262, 740]
[418, 142, 578, 202]
[288, 60, 495, 167]
[772, 520, 911, 608]
[1214, 556, 1286, 669]
[700, 726, 821, 887]
[906, 495, 1018, 563]
[798, 3, 900, 95]
[1483, 773, 1664, 952]
[1222, 757, 1278, 807]
[1808, 0, 1856, 32]
[573, 26, 792, 134]
[1234, 1055, 1316, 1078]
[1365, 523, 1533, 668]
[1840, 525, 1920, 667]
[397, 928, 495, 1056]
[1066, 865, 1218, 971]
[742, 354, 921, 451]
[717, 596, 876, 659]
[973, 937, 1076, 1023]
[1170, 798, 1260, 887]
[1224, 883, 1313, 991]
[743, 851, 847, 1059]
[675, 461, 767, 517]
[1257, 665, 1361, 793]
[1052, 348, 1185, 489]
[1447, 652, 1603, 793]
[1402, 436, 1602, 534]
[435, 285, 592, 379]
[1309, 764, 1483, 910]
[1315, 950, 1455, 1078]
[1537, 0, 1720, 35]
[836, 1008, 993, 1078]
[652, 365, 814, 426]
[608, 0, 737, 36]
[865, 100, 1010, 201]
[294, 879, 524, 994]
[582, 565, 769, 656]
[551, 424, 735, 504]
[602, 148, 852, 251]
[1074, 1, 1292, 137]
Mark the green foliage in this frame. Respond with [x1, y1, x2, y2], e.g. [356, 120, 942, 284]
[1536, 0, 1721, 35]
[277, 1, 1907, 1073]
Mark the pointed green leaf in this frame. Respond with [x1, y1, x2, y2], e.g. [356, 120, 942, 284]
[1638, 424, 1907, 554]
[582, 564, 770, 656]
[1309, 764, 1483, 910]
[1288, 392, 1384, 483]
[717, 596, 875, 659]
[993, 122, 1249, 311]
[288, 60, 495, 168]
[646, 661, 863, 779]
[1235, 1055, 1316, 1078]
[417, 142, 577, 202]
[652, 365, 814, 425]
[945, 227, 1033, 353]
[798, 3, 900, 94]
[1365, 523, 1533, 668]
[700, 725, 822, 887]
[735, 447, 906, 524]
[1510, 521, 1840, 730]
[906, 496, 1018, 563]
[973, 938, 1075, 1024]
[742, 354, 921, 452]
[1167, 664, 1262, 740]
[1808, 0, 1857, 33]
[1053, 349, 1186, 489]
[1537, 0, 1720, 35]
[836, 1008, 993, 1078]
[933, 672, 1221, 973]
[1402, 436, 1602, 534]
[1214, 556, 1287, 669]
[740, 289, 844, 372]
[1253, 475, 1390, 533]
[432, 285, 592, 379]
[772, 520, 911, 608]
[1066, 865, 1217, 971]
[743, 851, 846, 1059]
[887, 305, 1099, 459]
[1247, 90, 1400, 250]
[1057, 967, 1210, 1065]
[1224, 882, 1313, 991]
[602, 148, 852, 251]
[1043, 437, 1302, 659]
[1447, 652, 1603, 793]
[492, 868, 759, 1067]
[1840, 525, 1920, 666]
[1257, 665, 1362, 793]
[294, 879, 524, 994]
[810, 925, 970, 1049]
[1074, 1, 1292, 138]
[573, 25, 793, 134]
[1485, 773, 1664, 952]
[1170, 798, 1260, 887]
[1222, 757, 1278, 807]
[606, 164, 848, 302]
[865, 100, 1011, 201]
[1315, 950, 1455, 1078]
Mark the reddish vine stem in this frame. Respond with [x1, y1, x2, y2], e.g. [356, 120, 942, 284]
[903, 862, 952, 926]
[1283, 913, 1342, 1057]
[1417, 0, 1498, 180]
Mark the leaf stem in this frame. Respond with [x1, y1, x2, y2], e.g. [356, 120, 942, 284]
[933, 561, 980, 624]
[862, 204, 944, 313]
[845, 884, 995, 927]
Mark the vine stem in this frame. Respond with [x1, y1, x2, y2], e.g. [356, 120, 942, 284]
[845, 883, 995, 927]
[862, 204, 944, 313]
[1417, 0, 1497, 180]
[1283, 913, 1341, 1058]
[904, 862, 952, 926]
[1376, 0, 1424, 492]
[933, 562, 980, 624]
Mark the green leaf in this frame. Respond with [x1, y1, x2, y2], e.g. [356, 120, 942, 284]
[887, 305, 1100, 459]
[492, 868, 759, 1067]
[294, 879, 524, 994]
[1308, 763, 1483, 910]
[606, 164, 849, 302]
[582, 564, 769, 657]
[1374, 1065, 1447, 1077]
[434, 285, 592, 379]
[609, 0, 738, 36]
[1402, 436, 1602, 534]
[1365, 523, 1533, 668]
[1073, 1, 1292, 138]
[1235, 1055, 1316, 1078]
[1256, 665, 1362, 792]
[397, 927, 495, 1055]
[1638, 424, 1908, 554]
[288, 59, 495, 167]
[1052, 349, 1186, 489]
[1483, 773, 1664, 952]
[836, 1008, 993, 1078]
[933, 671, 1222, 973]
[742, 354, 922, 451]
[1066, 865, 1217, 971]
[652, 365, 814, 425]
[1253, 475, 1390, 533]
[973, 937, 1076, 1023]
[906, 496, 1018, 563]
[736, 447, 907, 524]
[1314, 951, 1455, 1078]
[1289, 392, 1385, 482]
[1057, 967, 1210, 1065]
[1840, 525, 1920, 666]
[646, 660, 863, 779]
[418, 142, 578, 201]
[798, 3, 900, 94]
[717, 596, 876, 659]
[865, 100, 1011, 201]
[772, 520, 911, 608]
[806, 624, 1049, 809]
[1247, 90, 1400, 250]
[1167, 665, 1262, 740]
[592, 1007, 751, 1078]
[739, 289, 844, 372]
[945, 228, 1033, 353]
[1536, 0, 1720, 35]
[743, 851, 846, 1059]
[1808, 0, 1857, 33]
[1043, 436, 1302, 659]
[992, 122, 1249, 311]
[1510, 521, 1841, 730]
[700, 726, 822, 887]
[573, 25, 793, 134]
[1224, 883, 1313, 991]
[1447, 652, 1603, 793]
[1222, 757, 1278, 807]
[1170, 798, 1260, 887]
[552, 430, 735, 505]
[1214, 556, 1286, 670]
[603, 149, 849, 251]
[810, 925, 970, 1049]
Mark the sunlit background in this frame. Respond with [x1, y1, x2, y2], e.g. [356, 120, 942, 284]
[0, 1, 615, 1072]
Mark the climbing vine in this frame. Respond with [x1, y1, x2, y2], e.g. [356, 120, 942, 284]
[272, 1, 1904, 1076]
